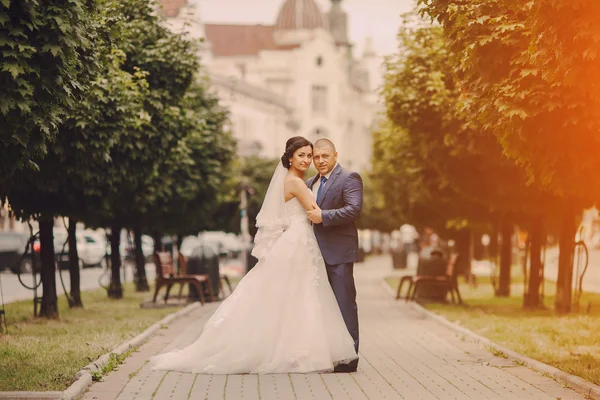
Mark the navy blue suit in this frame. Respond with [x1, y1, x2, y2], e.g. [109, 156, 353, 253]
[308, 164, 363, 364]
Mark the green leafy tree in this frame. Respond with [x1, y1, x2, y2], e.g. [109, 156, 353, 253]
[377, 14, 563, 302]
[356, 173, 400, 232]
[0, 0, 127, 317]
[92, 0, 199, 296]
[377, 19, 494, 275]
[419, 0, 592, 312]
[140, 80, 236, 240]
[209, 157, 280, 237]
[0, 0, 100, 178]
[239, 157, 279, 238]
[1, 0, 150, 315]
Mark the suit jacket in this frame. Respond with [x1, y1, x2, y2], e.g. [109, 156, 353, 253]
[307, 164, 363, 265]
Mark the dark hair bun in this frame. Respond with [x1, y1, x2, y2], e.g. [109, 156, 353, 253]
[281, 136, 313, 169]
[281, 155, 291, 169]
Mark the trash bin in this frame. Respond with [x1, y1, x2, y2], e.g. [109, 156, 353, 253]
[415, 247, 448, 301]
[391, 246, 408, 269]
[187, 243, 220, 301]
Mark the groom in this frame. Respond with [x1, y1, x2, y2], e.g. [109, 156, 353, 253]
[306, 138, 363, 373]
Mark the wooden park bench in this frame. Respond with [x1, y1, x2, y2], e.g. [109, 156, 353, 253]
[396, 252, 463, 305]
[152, 252, 213, 305]
[178, 253, 233, 299]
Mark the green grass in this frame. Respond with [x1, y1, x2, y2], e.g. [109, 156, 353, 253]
[386, 275, 600, 385]
[91, 346, 138, 382]
[0, 282, 179, 392]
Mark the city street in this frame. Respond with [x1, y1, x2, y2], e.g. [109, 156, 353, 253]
[0, 263, 155, 305]
[0, 258, 245, 305]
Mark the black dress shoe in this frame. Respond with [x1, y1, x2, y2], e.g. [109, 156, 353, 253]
[333, 359, 358, 373]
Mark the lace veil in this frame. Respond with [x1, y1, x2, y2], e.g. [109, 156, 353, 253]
[251, 162, 289, 261]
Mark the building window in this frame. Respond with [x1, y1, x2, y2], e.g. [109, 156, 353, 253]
[311, 85, 328, 116]
[316, 56, 323, 67]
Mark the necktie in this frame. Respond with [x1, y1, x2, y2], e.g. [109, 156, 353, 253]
[316, 176, 327, 203]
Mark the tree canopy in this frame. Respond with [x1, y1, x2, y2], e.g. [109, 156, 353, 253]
[0, 0, 237, 313]
[418, 0, 599, 204]
[0, 0, 101, 178]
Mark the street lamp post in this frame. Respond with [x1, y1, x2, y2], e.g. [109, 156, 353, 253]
[240, 187, 250, 271]
[239, 183, 255, 272]
[236, 145, 258, 272]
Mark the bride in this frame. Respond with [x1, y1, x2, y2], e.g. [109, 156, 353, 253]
[149, 136, 358, 374]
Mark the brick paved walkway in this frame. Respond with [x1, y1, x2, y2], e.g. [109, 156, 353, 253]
[84, 256, 586, 400]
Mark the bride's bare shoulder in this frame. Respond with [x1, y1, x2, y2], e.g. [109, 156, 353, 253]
[284, 175, 304, 186]
[284, 176, 308, 197]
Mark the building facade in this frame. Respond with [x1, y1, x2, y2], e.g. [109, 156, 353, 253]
[159, 0, 382, 172]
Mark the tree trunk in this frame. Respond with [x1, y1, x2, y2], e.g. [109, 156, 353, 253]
[68, 219, 83, 308]
[524, 215, 544, 309]
[176, 234, 184, 275]
[134, 225, 149, 292]
[489, 220, 499, 263]
[555, 208, 577, 313]
[454, 228, 473, 280]
[521, 232, 530, 298]
[108, 222, 123, 299]
[497, 217, 513, 297]
[153, 233, 163, 253]
[39, 218, 58, 318]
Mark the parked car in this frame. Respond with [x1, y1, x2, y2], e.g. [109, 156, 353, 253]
[199, 231, 243, 258]
[3, 228, 109, 273]
[52, 230, 105, 270]
[78, 230, 108, 268]
[0, 231, 40, 274]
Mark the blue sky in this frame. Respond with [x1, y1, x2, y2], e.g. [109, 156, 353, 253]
[198, 0, 416, 56]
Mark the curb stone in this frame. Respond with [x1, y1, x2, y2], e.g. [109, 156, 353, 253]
[382, 277, 600, 400]
[0, 302, 202, 400]
[0, 394, 63, 400]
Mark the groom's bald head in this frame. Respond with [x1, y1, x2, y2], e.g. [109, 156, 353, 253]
[314, 138, 336, 152]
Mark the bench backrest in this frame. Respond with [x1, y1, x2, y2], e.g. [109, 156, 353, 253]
[154, 252, 174, 278]
[178, 253, 188, 276]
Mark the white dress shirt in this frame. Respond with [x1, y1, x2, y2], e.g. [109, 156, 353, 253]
[313, 163, 338, 201]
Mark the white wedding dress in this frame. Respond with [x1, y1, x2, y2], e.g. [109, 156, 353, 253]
[149, 195, 358, 374]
